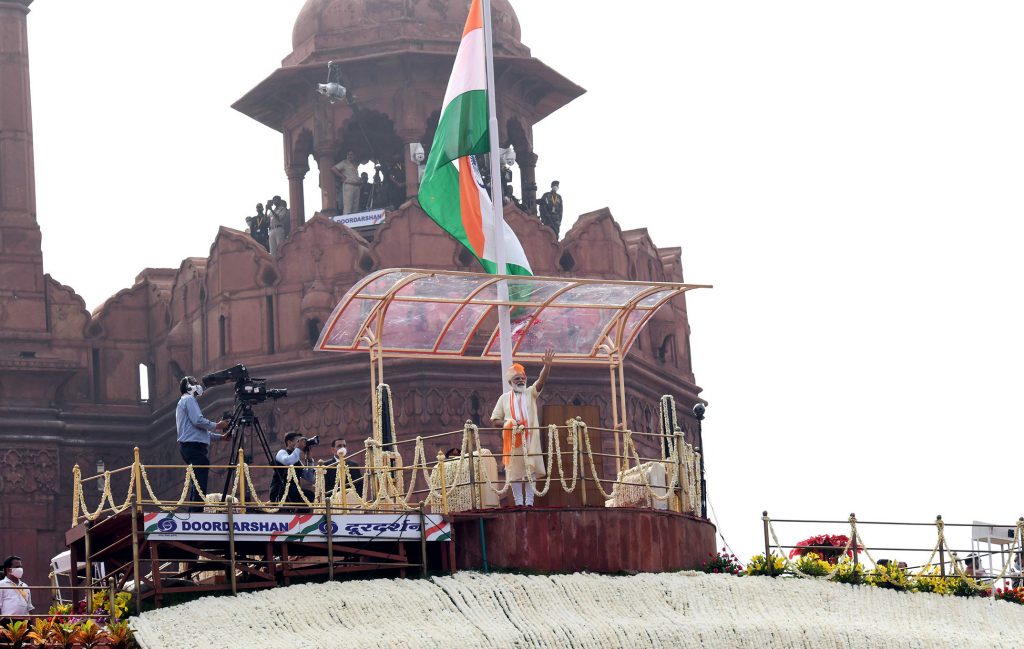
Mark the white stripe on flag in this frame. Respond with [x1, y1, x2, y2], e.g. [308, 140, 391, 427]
[441, 28, 486, 111]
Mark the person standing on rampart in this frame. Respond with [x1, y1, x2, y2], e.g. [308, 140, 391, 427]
[490, 350, 554, 507]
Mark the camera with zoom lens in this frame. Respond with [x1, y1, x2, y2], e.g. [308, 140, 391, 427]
[202, 364, 288, 404]
[302, 435, 320, 448]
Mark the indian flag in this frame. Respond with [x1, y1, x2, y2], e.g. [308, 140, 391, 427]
[417, 0, 532, 276]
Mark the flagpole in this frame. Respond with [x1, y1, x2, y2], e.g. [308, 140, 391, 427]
[481, 0, 514, 384]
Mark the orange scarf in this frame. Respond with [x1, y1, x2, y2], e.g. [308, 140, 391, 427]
[501, 391, 529, 467]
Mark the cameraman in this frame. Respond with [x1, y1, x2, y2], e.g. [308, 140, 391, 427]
[270, 432, 315, 508]
[176, 376, 230, 512]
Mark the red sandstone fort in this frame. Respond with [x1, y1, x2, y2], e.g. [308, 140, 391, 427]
[0, 0, 706, 593]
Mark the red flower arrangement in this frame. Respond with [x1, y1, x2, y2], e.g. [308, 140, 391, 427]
[701, 548, 743, 575]
[789, 534, 853, 564]
[994, 585, 1024, 605]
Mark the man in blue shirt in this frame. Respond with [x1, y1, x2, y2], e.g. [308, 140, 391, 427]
[176, 376, 230, 512]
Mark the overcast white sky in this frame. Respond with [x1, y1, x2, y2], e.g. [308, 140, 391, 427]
[24, 1, 1024, 563]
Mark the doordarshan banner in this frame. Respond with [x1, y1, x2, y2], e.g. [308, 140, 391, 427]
[142, 512, 451, 543]
[331, 209, 386, 229]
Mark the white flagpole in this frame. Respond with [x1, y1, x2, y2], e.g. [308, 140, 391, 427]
[481, 0, 514, 385]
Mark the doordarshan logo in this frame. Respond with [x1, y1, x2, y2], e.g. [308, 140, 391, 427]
[157, 518, 177, 533]
[318, 521, 339, 535]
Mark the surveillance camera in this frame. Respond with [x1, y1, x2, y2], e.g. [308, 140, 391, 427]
[317, 82, 347, 103]
[692, 403, 706, 419]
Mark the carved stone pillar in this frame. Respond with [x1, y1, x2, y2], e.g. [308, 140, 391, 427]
[519, 150, 539, 215]
[315, 149, 338, 215]
[286, 163, 308, 226]
[312, 95, 338, 216]
[404, 144, 420, 201]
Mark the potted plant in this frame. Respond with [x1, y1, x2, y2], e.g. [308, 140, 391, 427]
[105, 621, 135, 649]
[69, 620, 109, 649]
[47, 622, 77, 649]
[1, 620, 31, 649]
[25, 618, 54, 647]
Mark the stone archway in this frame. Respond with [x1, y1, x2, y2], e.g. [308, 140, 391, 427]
[337, 110, 406, 210]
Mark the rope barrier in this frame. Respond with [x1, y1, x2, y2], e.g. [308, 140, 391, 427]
[762, 513, 1024, 589]
[71, 420, 704, 524]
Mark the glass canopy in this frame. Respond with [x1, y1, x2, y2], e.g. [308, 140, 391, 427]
[314, 269, 711, 365]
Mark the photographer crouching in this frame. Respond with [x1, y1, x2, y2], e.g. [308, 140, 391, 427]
[176, 376, 231, 512]
[270, 432, 317, 509]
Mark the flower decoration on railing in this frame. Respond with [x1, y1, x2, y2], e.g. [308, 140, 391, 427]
[789, 534, 853, 563]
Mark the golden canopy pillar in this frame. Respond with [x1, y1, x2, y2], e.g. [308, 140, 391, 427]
[231, 0, 585, 219]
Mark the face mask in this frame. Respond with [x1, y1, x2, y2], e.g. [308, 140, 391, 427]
[337, 447, 346, 457]
[9, 568, 23, 580]
[189, 383, 204, 398]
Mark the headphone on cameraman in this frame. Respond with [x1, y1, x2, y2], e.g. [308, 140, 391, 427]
[179, 376, 204, 398]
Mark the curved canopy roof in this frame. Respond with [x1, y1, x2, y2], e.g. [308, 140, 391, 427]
[314, 269, 711, 365]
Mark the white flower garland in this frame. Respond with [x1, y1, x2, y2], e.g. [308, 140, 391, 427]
[72, 465, 137, 522]
[73, 414, 704, 523]
[130, 571, 1024, 649]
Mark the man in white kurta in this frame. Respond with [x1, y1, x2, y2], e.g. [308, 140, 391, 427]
[331, 151, 361, 215]
[0, 556, 32, 617]
[491, 350, 554, 506]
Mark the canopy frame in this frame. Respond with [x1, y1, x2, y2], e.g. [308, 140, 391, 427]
[315, 268, 711, 436]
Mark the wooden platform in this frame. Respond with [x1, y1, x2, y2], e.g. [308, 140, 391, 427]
[451, 506, 716, 574]
[65, 510, 454, 608]
[64, 506, 713, 609]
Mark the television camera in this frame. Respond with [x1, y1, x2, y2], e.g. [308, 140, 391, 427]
[202, 364, 288, 495]
[202, 364, 287, 403]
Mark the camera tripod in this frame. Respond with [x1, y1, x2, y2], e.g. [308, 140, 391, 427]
[221, 399, 275, 497]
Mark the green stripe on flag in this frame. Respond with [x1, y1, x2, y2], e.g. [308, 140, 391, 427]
[426, 90, 489, 168]
[418, 90, 489, 246]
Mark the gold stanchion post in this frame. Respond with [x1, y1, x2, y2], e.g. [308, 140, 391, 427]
[762, 511, 772, 577]
[130, 494, 142, 613]
[578, 420, 588, 506]
[72, 464, 81, 525]
[326, 497, 335, 581]
[851, 513, 859, 569]
[467, 428, 478, 510]
[675, 431, 685, 513]
[341, 463, 349, 511]
[227, 502, 237, 595]
[133, 447, 143, 512]
[237, 448, 246, 513]
[937, 515, 946, 577]
[437, 452, 449, 515]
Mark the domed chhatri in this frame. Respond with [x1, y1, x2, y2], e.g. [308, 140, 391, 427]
[289, 0, 525, 63]
[236, 0, 583, 226]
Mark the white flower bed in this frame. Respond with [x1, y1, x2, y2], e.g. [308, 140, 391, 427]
[131, 572, 1024, 649]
